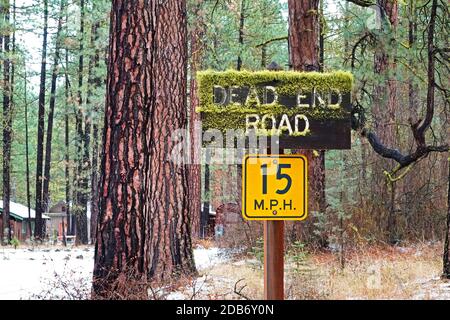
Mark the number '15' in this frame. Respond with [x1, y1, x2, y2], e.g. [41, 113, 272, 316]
[261, 163, 292, 195]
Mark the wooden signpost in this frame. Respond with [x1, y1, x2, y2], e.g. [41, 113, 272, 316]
[197, 70, 353, 300]
[243, 154, 307, 300]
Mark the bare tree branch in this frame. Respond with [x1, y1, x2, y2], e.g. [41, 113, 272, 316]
[361, 128, 448, 168]
[353, 0, 449, 172]
[233, 278, 250, 300]
[255, 36, 288, 48]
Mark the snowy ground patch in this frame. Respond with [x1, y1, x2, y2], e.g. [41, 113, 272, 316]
[0, 246, 94, 300]
[193, 247, 234, 270]
[0, 245, 233, 300]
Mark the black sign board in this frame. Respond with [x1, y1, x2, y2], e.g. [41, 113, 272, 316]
[197, 70, 353, 150]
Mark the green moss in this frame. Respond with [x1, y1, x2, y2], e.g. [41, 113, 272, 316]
[199, 104, 348, 134]
[197, 69, 353, 133]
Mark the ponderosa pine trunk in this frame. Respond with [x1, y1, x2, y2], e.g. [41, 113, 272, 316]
[34, 0, 49, 240]
[93, 0, 196, 299]
[188, 1, 204, 237]
[288, 0, 327, 243]
[2, 0, 11, 244]
[372, 0, 399, 243]
[42, 0, 64, 213]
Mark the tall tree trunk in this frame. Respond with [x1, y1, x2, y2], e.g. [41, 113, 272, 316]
[24, 65, 32, 238]
[404, 0, 419, 230]
[319, 0, 324, 72]
[288, 0, 327, 243]
[443, 156, 450, 278]
[87, 21, 101, 242]
[34, 0, 49, 241]
[42, 0, 64, 213]
[200, 149, 211, 238]
[235, 0, 246, 233]
[146, 0, 196, 281]
[0, 2, 3, 62]
[372, 0, 398, 243]
[74, 0, 88, 244]
[90, 118, 99, 242]
[64, 7, 72, 236]
[93, 0, 196, 299]
[236, 0, 245, 70]
[2, 0, 11, 244]
[188, 1, 204, 237]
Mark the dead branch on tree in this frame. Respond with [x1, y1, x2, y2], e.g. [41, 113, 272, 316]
[353, 0, 448, 178]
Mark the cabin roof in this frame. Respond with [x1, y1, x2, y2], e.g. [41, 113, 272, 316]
[0, 201, 50, 221]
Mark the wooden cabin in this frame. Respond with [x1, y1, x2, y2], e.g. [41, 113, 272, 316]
[0, 201, 50, 241]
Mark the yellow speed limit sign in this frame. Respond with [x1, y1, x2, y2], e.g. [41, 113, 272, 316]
[242, 155, 307, 221]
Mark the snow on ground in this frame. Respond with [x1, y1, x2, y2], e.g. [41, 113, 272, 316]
[0, 246, 93, 299]
[413, 277, 450, 300]
[0, 245, 231, 300]
[193, 247, 233, 270]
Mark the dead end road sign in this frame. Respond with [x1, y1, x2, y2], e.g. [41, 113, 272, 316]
[197, 69, 353, 301]
[242, 154, 307, 221]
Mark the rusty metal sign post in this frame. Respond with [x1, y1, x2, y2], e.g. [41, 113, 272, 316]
[264, 220, 285, 300]
[242, 153, 308, 300]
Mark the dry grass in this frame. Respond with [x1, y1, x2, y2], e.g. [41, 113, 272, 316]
[305, 242, 444, 300]
[170, 242, 449, 300]
[192, 238, 217, 249]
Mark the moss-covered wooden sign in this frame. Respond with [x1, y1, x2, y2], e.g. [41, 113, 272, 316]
[197, 70, 353, 149]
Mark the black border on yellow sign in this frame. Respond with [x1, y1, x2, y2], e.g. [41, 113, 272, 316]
[242, 154, 308, 221]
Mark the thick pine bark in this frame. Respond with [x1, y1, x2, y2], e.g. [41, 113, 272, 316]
[34, 0, 48, 240]
[93, 0, 196, 299]
[288, 0, 327, 242]
[2, 0, 11, 244]
[288, 0, 320, 72]
[188, 2, 204, 237]
[143, 0, 196, 282]
[42, 0, 64, 213]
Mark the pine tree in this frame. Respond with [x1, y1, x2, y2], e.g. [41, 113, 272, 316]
[93, 0, 196, 299]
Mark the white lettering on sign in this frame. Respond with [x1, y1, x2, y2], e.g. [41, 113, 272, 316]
[296, 90, 309, 108]
[245, 113, 310, 136]
[294, 115, 310, 134]
[213, 85, 343, 108]
[278, 114, 293, 135]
